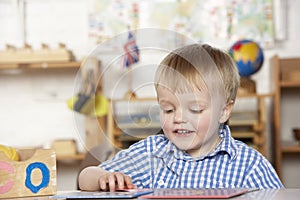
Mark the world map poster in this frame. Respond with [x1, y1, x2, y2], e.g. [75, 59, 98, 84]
[88, 0, 274, 49]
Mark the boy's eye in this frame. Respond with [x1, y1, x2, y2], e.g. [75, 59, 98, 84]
[160, 106, 175, 114]
[159, 101, 175, 114]
[190, 109, 203, 113]
[164, 109, 174, 114]
[189, 105, 204, 113]
[161, 108, 175, 114]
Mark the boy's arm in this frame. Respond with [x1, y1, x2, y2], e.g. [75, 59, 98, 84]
[78, 166, 136, 191]
[245, 158, 284, 189]
[78, 137, 154, 191]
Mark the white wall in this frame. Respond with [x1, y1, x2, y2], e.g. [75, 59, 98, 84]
[0, 0, 300, 189]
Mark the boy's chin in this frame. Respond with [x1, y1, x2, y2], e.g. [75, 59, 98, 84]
[172, 141, 198, 151]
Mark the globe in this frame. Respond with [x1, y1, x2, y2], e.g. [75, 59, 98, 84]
[229, 39, 264, 77]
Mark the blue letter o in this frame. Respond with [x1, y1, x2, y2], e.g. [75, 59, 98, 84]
[25, 162, 50, 193]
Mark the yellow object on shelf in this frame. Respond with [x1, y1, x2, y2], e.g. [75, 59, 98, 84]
[0, 144, 19, 161]
[67, 93, 108, 117]
[94, 94, 108, 116]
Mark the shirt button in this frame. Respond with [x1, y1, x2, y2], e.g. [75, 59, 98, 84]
[158, 180, 164, 186]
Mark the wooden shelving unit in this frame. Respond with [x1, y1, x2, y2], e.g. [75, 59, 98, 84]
[272, 55, 300, 179]
[0, 61, 81, 69]
[107, 94, 271, 156]
[230, 93, 272, 157]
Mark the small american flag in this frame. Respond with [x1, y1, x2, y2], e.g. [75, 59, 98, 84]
[121, 31, 139, 68]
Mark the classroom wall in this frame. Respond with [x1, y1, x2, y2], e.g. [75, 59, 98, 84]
[0, 0, 300, 189]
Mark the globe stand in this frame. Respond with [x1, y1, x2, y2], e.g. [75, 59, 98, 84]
[238, 77, 256, 95]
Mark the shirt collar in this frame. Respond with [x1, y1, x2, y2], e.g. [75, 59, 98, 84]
[213, 125, 238, 161]
[152, 136, 187, 160]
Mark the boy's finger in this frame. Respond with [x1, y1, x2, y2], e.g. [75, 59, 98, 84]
[115, 173, 125, 190]
[99, 177, 108, 191]
[124, 175, 134, 189]
[108, 174, 117, 192]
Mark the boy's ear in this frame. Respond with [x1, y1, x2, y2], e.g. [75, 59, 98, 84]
[219, 101, 234, 123]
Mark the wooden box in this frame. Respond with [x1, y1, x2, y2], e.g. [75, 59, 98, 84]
[0, 149, 56, 199]
[51, 139, 77, 157]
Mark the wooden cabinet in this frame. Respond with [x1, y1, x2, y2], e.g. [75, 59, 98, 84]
[107, 98, 161, 148]
[272, 55, 300, 179]
[107, 94, 270, 156]
[230, 93, 272, 157]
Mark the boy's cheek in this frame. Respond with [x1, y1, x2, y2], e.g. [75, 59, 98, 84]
[160, 118, 171, 135]
[190, 116, 211, 132]
[160, 120, 169, 132]
[159, 113, 170, 125]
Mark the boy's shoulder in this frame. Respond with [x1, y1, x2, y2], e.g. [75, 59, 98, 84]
[232, 138, 265, 159]
[222, 126, 262, 158]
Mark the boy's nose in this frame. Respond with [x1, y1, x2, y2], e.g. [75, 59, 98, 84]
[174, 110, 187, 123]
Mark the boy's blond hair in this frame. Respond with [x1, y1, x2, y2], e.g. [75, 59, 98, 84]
[155, 44, 240, 105]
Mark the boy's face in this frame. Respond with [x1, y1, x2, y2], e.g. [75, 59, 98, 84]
[157, 86, 227, 158]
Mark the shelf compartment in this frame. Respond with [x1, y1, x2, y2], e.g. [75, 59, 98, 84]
[281, 145, 300, 153]
[231, 131, 256, 139]
[118, 134, 149, 142]
[115, 113, 160, 129]
[229, 111, 258, 126]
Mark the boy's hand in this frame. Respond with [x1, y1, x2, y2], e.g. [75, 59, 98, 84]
[78, 166, 137, 192]
[98, 171, 137, 192]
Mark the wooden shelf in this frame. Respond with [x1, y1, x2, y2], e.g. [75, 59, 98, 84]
[0, 61, 81, 69]
[272, 55, 300, 180]
[280, 81, 300, 87]
[232, 131, 256, 138]
[117, 123, 161, 129]
[56, 153, 85, 161]
[282, 145, 300, 153]
[230, 111, 258, 126]
[118, 134, 149, 142]
[237, 93, 274, 98]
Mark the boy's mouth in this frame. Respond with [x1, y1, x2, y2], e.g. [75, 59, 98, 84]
[173, 129, 195, 135]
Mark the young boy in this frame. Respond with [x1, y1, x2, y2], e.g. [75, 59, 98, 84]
[78, 44, 283, 191]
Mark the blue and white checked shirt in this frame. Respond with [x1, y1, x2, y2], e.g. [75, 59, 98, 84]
[100, 125, 284, 189]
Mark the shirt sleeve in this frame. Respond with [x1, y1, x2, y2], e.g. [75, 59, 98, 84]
[99, 139, 151, 188]
[244, 157, 284, 189]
